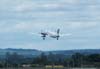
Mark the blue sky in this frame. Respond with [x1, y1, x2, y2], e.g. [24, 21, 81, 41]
[0, 0, 100, 51]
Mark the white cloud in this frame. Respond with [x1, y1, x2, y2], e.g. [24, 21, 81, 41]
[0, 0, 100, 50]
[66, 22, 98, 29]
[31, 11, 65, 19]
[14, 23, 31, 30]
[14, 0, 80, 12]
[63, 0, 80, 4]
[41, 3, 62, 9]
[0, 21, 98, 33]
[15, 4, 31, 12]
[15, 3, 64, 12]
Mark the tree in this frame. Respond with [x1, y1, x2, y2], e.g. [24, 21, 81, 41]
[71, 53, 84, 67]
[33, 52, 48, 66]
[5, 52, 24, 67]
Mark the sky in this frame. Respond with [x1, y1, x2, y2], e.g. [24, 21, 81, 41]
[0, 0, 100, 51]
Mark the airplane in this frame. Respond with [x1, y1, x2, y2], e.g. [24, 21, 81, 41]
[40, 29, 71, 40]
[31, 29, 71, 40]
[40, 29, 60, 40]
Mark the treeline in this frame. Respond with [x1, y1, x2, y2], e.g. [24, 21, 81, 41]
[33, 53, 100, 67]
[0, 52, 100, 68]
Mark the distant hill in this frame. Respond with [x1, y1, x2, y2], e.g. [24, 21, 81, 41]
[0, 48, 100, 58]
[0, 48, 42, 58]
[46, 49, 100, 56]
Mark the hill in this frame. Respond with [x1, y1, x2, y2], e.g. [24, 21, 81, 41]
[0, 48, 100, 58]
[0, 48, 42, 58]
[47, 49, 100, 56]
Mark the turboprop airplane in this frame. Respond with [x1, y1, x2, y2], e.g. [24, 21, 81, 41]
[40, 29, 71, 40]
[31, 29, 71, 40]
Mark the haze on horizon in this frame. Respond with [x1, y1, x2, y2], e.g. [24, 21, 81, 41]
[0, 0, 100, 51]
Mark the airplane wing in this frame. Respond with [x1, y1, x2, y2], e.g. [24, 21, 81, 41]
[60, 33, 72, 37]
[29, 32, 41, 36]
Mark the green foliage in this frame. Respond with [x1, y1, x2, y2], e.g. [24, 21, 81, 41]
[33, 52, 48, 66]
[0, 62, 3, 68]
[0, 52, 100, 68]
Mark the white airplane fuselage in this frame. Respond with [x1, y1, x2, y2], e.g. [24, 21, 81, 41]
[41, 32, 58, 38]
[40, 29, 60, 40]
[47, 32, 58, 38]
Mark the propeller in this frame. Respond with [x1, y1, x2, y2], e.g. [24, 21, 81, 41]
[57, 29, 60, 40]
[40, 30, 43, 34]
[57, 29, 60, 35]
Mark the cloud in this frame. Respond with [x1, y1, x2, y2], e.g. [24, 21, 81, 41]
[63, 0, 79, 4]
[0, 21, 98, 33]
[0, 0, 100, 50]
[13, 0, 80, 12]
[66, 22, 98, 29]
[15, 3, 63, 12]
